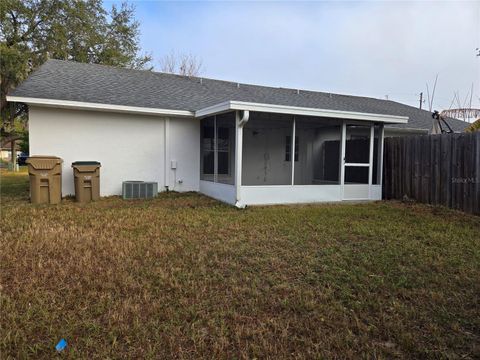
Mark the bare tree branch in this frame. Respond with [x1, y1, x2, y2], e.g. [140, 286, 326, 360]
[430, 74, 438, 112]
[160, 51, 177, 73]
[159, 51, 203, 77]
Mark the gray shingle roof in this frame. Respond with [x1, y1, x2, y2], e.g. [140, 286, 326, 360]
[11, 59, 468, 132]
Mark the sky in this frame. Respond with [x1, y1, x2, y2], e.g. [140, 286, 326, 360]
[105, 0, 479, 113]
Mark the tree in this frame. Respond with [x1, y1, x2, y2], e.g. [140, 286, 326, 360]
[160, 51, 203, 77]
[0, 0, 152, 166]
[18, 130, 28, 153]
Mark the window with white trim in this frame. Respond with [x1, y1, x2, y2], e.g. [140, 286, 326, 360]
[285, 135, 298, 162]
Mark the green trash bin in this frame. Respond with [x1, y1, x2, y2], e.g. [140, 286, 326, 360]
[25, 156, 63, 204]
[72, 161, 101, 202]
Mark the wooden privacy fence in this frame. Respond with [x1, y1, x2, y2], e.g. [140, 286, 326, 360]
[383, 132, 480, 215]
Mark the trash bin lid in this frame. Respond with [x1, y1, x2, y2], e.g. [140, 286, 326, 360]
[72, 161, 102, 171]
[26, 156, 63, 169]
[72, 161, 101, 166]
[72, 161, 101, 172]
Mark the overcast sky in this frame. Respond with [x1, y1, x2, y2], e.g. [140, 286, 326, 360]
[106, 1, 479, 112]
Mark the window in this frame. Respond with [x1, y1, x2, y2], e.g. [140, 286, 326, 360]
[285, 136, 299, 162]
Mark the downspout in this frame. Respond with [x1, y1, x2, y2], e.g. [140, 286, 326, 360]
[164, 117, 170, 191]
[235, 110, 249, 208]
[238, 110, 250, 127]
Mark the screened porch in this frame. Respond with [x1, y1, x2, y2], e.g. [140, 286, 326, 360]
[199, 110, 385, 207]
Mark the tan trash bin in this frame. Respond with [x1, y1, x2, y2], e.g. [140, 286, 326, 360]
[25, 156, 63, 204]
[72, 161, 101, 202]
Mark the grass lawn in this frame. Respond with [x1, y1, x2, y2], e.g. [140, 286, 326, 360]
[1, 169, 479, 359]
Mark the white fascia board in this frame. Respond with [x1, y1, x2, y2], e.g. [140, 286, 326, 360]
[384, 126, 428, 134]
[195, 101, 231, 118]
[195, 100, 409, 124]
[6, 96, 195, 118]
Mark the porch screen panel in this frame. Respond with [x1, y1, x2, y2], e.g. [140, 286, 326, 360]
[200, 117, 215, 182]
[216, 113, 236, 185]
[294, 117, 342, 185]
[242, 113, 293, 185]
[200, 113, 236, 184]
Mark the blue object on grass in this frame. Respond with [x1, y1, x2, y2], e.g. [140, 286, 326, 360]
[56, 338, 67, 352]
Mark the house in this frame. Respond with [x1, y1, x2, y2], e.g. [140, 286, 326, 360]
[7, 60, 469, 206]
[0, 141, 20, 162]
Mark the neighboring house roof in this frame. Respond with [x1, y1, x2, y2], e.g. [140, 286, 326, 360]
[0, 141, 21, 151]
[9, 59, 468, 132]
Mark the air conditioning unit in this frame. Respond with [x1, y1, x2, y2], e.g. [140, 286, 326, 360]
[122, 181, 158, 200]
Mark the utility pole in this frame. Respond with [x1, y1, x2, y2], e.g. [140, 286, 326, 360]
[419, 92, 423, 109]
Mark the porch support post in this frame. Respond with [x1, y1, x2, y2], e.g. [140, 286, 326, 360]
[291, 116, 296, 185]
[368, 123, 375, 198]
[340, 121, 346, 194]
[235, 110, 249, 208]
[377, 124, 385, 186]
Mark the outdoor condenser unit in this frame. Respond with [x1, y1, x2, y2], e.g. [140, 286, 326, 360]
[122, 181, 158, 200]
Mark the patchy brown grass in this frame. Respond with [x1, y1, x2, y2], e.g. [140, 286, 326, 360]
[0, 169, 479, 359]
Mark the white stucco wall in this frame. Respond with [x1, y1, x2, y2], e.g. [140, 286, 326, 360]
[29, 106, 199, 196]
[1, 150, 12, 160]
[167, 117, 200, 192]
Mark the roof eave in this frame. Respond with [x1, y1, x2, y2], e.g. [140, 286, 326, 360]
[195, 100, 409, 124]
[7, 96, 410, 124]
[6, 96, 195, 118]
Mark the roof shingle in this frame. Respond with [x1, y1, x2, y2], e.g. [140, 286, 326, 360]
[11, 59, 468, 132]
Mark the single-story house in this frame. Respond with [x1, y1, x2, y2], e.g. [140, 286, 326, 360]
[7, 60, 469, 206]
[0, 141, 20, 162]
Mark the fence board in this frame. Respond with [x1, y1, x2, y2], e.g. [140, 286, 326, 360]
[384, 132, 479, 215]
[476, 134, 480, 214]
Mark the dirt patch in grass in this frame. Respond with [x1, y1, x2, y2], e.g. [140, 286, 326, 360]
[1, 170, 479, 359]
